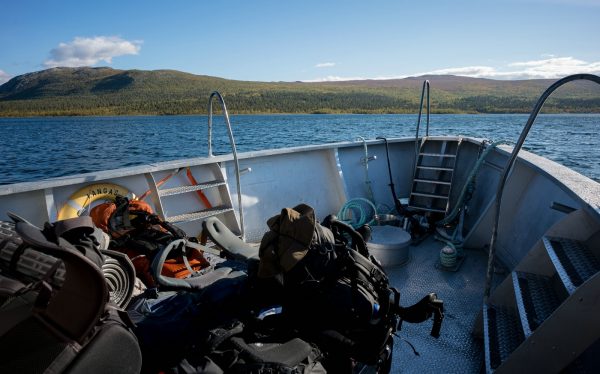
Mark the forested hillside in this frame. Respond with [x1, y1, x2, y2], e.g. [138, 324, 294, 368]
[1, 67, 598, 116]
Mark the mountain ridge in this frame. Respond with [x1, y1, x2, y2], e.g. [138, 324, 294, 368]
[1, 67, 599, 116]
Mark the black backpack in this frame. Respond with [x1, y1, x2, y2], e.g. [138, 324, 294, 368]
[170, 319, 327, 374]
[279, 216, 396, 367]
[257, 205, 444, 371]
[0, 215, 141, 374]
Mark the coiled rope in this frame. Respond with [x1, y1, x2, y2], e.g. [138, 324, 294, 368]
[338, 197, 378, 229]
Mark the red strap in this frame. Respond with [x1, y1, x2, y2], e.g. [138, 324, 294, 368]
[186, 167, 213, 208]
[138, 169, 181, 201]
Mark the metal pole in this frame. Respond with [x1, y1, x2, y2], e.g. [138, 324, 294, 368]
[207, 92, 245, 239]
[415, 80, 430, 156]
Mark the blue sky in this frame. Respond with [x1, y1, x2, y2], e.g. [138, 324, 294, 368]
[1, 0, 599, 84]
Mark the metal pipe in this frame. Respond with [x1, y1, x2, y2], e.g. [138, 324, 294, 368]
[415, 80, 431, 156]
[207, 91, 245, 239]
[356, 136, 375, 203]
[426, 81, 430, 137]
[376, 137, 403, 214]
[484, 73, 600, 300]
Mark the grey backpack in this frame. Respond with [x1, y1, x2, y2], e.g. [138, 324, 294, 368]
[0, 215, 141, 374]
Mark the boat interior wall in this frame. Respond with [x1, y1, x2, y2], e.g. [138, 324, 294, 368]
[222, 149, 347, 242]
[337, 141, 414, 207]
[446, 140, 482, 215]
[463, 146, 600, 270]
[0, 189, 50, 227]
[462, 148, 508, 239]
[496, 171, 579, 269]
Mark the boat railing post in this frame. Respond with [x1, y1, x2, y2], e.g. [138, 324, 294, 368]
[484, 74, 600, 301]
[207, 92, 245, 239]
[411, 80, 431, 190]
[414, 80, 431, 157]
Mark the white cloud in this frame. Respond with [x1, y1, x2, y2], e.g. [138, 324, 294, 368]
[0, 70, 11, 84]
[507, 57, 600, 78]
[305, 75, 369, 82]
[423, 66, 499, 78]
[315, 62, 336, 68]
[43, 36, 142, 68]
[425, 57, 600, 79]
[304, 74, 409, 82]
[305, 56, 600, 82]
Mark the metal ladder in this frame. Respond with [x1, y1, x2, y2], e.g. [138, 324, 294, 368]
[407, 80, 461, 215]
[408, 138, 460, 214]
[482, 74, 600, 372]
[143, 92, 244, 238]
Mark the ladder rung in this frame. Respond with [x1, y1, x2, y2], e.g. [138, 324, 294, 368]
[512, 271, 562, 337]
[413, 178, 451, 186]
[158, 180, 227, 197]
[416, 166, 454, 171]
[419, 153, 456, 158]
[543, 236, 600, 294]
[483, 304, 525, 372]
[411, 192, 449, 199]
[407, 205, 446, 213]
[166, 205, 234, 223]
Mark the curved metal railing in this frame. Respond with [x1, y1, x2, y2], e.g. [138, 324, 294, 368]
[207, 92, 245, 238]
[484, 73, 600, 300]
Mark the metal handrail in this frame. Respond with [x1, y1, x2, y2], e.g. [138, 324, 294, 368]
[356, 136, 375, 203]
[207, 91, 245, 239]
[414, 80, 431, 156]
[483, 73, 600, 300]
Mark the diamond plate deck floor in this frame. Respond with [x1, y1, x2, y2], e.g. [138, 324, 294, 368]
[386, 237, 486, 373]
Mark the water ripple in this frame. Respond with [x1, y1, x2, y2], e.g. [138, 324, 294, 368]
[1, 114, 599, 184]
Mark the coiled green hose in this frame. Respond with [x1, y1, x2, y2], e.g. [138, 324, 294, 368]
[338, 197, 378, 229]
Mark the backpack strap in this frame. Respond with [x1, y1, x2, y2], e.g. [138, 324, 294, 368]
[108, 196, 133, 235]
[150, 239, 221, 290]
[202, 217, 259, 261]
[205, 320, 245, 351]
[396, 293, 444, 338]
[150, 239, 192, 289]
[156, 217, 187, 239]
[324, 217, 370, 258]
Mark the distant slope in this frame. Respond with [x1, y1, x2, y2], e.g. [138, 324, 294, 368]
[1, 67, 599, 116]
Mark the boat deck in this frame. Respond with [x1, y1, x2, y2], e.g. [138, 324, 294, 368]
[386, 237, 487, 373]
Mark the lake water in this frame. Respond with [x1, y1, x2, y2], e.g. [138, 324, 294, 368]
[1, 114, 599, 185]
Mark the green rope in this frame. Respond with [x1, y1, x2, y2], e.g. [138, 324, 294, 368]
[435, 139, 509, 268]
[437, 139, 509, 226]
[435, 234, 464, 268]
[338, 197, 378, 229]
